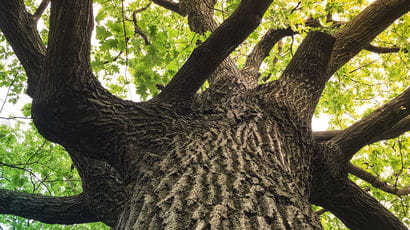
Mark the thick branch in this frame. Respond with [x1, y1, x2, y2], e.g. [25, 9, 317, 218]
[241, 28, 295, 81]
[330, 87, 410, 160]
[46, 0, 93, 79]
[328, 0, 410, 76]
[179, 0, 255, 105]
[0, 0, 46, 97]
[179, 0, 217, 34]
[312, 179, 407, 230]
[0, 190, 98, 225]
[31, 0, 136, 168]
[370, 115, 410, 142]
[314, 115, 410, 143]
[69, 150, 126, 227]
[281, 31, 335, 86]
[33, 0, 51, 23]
[348, 163, 410, 196]
[155, 0, 273, 103]
[313, 130, 340, 141]
[277, 31, 335, 115]
[151, 0, 184, 16]
[2, 2, 127, 225]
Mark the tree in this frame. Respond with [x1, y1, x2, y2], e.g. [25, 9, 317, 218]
[0, 0, 409, 229]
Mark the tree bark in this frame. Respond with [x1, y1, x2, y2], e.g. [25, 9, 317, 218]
[312, 179, 407, 230]
[0, 0, 45, 96]
[114, 92, 323, 229]
[0, 0, 409, 229]
[348, 164, 410, 196]
[331, 87, 410, 160]
[155, 0, 273, 103]
[0, 190, 98, 225]
[327, 0, 410, 77]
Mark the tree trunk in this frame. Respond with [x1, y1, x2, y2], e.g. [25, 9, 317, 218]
[112, 93, 322, 229]
[0, 0, 409, 229]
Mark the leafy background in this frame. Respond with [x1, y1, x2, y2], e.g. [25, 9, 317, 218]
[0, 0, 408, 229]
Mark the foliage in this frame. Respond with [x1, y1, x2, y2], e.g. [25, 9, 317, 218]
[0, 0, 408, 229]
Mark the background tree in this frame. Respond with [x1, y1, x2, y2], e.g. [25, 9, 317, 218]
[0, 0, 409, 229]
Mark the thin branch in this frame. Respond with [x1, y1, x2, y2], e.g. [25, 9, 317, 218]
[102, 51, 123, 64]
[32, 0, 51, 23]
[24, 140, 47, 167]
[0, 161, 51, 194]
[348, 59, 380, 74]
[364, 44, 407, 54]
[330, 87, 410, 160]
[151, 0, 184, 16]
[132, 11, 150, 45]
[41, 179, 81, 183]
[0, 190, 98, 225]
[120, 0, 132, 99]
[271, 40, 283, 68]
[0, 75, 17, 114]
[134, 2, 152, 13]
[349, 163, 410, 196]
[241, 28, 295, 81]
[289, 34, 295, 57]
[277, 31, 335, 114]
[393, 140, 405, 190]
[290, 2, 302, 14]
[155, 0, 274, 103]
[121, 0, 129, 60]
[0, 116, 32, 120]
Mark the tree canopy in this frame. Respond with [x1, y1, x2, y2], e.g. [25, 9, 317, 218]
[0, 0, 409, 229]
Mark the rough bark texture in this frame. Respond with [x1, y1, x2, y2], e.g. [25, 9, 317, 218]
[0, 0, 409, 229]
[0, 190, 97, 224]
[311, 178, 407, 230]
[0, 0, 45, 96]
